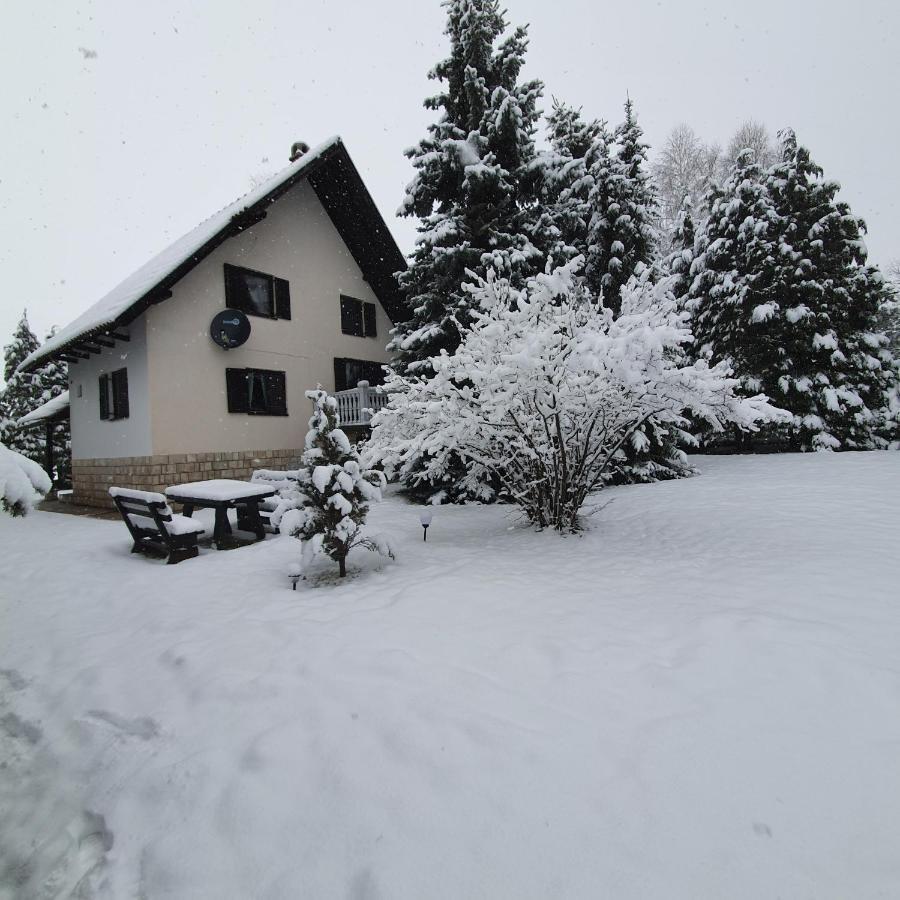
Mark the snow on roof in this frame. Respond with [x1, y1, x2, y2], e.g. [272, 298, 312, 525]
[17, 390, 70, 427]
[19, 137, 343, 373]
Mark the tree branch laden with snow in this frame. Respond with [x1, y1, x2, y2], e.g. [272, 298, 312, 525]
[1, 440, 51, 517]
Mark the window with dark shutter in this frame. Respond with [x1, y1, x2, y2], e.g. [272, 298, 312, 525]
[225, 368, 287, 415]
[340, 295, 378, 338]
[111, 368, 129, 419]
[99, 373, 110, 420]
[224, 264, 291, 320]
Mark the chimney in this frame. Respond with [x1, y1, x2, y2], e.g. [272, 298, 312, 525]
[289, 141, 310, 163]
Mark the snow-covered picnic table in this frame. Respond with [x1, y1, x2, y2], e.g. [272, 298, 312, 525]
[164, 479, 275, 549]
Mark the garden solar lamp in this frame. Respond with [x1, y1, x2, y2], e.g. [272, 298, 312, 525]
[419, 509, 433, 541]
[287, 562, 303, 590]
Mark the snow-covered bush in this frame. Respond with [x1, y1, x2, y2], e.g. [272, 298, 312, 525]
[281, 390, 390, 577]
[1, 440, 51, 517]
[366, 258, 785, 533]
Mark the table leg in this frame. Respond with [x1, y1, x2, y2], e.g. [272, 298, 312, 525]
[213, 506, 228, 550]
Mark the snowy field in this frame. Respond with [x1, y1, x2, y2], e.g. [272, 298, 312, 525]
[1, 453, 899, 899]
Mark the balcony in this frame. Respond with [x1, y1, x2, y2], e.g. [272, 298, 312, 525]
[334, 380, 389, 427]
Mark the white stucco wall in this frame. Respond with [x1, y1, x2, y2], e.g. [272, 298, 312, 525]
[67, 317, 152, 459]
[144, 179, 394, 456]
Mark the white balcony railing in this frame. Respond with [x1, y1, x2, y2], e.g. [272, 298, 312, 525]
[334, 381, 389, 427]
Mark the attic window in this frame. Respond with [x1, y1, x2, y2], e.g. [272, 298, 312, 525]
[224, 264, 291, 320]
[340, 295, 377, 338]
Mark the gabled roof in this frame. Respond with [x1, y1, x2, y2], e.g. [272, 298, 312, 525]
[20, 137, 407, 373]
[18, 390, 70, 427]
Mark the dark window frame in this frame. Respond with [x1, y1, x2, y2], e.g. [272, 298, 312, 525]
[340, 295, 377, 338]
[225, 367, 288, 416]
[99, 368, 129, 421]
[224, 263, 291, 320]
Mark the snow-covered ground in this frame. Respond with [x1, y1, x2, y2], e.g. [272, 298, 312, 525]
[1, 453, 899, 899]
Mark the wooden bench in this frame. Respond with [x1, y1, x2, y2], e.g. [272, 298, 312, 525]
[109, 487, 206, 564]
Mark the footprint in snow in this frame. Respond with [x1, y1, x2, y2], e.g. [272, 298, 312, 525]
[0, 712, 43, 744]
[752, 822, 773, 838]
[0, 668, 27, 691]
[86, 710, 160, 740]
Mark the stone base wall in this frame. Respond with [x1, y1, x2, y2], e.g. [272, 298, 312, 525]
[72, 448, 303, 508]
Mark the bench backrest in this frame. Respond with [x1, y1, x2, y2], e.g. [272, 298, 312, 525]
[109, 486, 174, 534]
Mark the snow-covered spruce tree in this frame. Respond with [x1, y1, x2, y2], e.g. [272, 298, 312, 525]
[0, 440, 51, 517]
[0, 311, 43, 462]
[281, 390, 389, 578]
[34, 327, 71, 485]
[365, 258, 783, 533]
[585, 98, 658, 315]
[389, 0, 544, 378]
[526, 99, 607, 269]
[690, 132, 899, 450]
[664, 195, 697, 307]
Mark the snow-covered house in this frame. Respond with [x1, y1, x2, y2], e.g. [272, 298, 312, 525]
[19, 137, 405, 507]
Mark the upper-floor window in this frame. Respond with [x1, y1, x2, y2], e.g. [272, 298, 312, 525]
[340, 295, 377, 338]
[225, 367, 288, 416]
[99, 368, 129, 420]
[224, 263, 291, 320]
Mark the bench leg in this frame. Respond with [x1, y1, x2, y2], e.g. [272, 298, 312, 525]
[166, 545, 199, 565]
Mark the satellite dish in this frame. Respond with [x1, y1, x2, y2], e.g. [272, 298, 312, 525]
[210, 309, 251, 349]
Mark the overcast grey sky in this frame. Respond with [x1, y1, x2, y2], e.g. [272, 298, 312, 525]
[1, 0, 898, 372]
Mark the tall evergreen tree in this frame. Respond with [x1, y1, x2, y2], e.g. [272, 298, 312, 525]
[389, 0, 544, 377]
[586, 98, 658, 312]
[689, 132, 899, 450]
[528, 99, 607, 269]
[0, 311, 43, 462]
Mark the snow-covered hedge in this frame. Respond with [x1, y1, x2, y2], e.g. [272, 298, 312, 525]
[1, 440, 51, 517]
[366, 258, 786, 532]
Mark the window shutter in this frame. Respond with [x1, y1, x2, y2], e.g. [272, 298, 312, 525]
[340, 296, 364, 336]
[266, 371, 288, 415]
[99, 373, 110, 420]
[223, 264, 245, 313]
[364, 360, 386, 386]
[226, 368, 249, 412]
[112, 368, 129, 419]
[274, 278, 291, 320]
[333, 358, 347, 392]
[364, 302, 377, 338]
